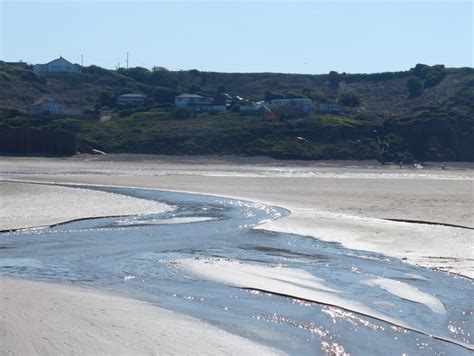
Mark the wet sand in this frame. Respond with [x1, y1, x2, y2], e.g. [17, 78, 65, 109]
[41, 174, 473, 277]
[2, 155, 471, 277]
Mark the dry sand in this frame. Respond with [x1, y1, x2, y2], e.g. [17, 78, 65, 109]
[0, 278, 281, 355]
[0, 155, 473, 354]
[0, 181, 171, 231]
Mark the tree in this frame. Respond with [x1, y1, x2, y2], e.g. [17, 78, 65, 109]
[99, 91, 117, 107]
[284, 91, 305, 99]
[373, 130, 390, 165]
[152, 66, 169, 72]
[122, 67, 150, 83]
[152, 87, 179, 104]
[423, 65, 445, 88]
[410, 63, 430, 78]
[327, 71, 341, 89]
[410, 63, 445, 89]
[338, 91, 361, 107]
[407, 76, 424, 97]
[149, 70, 177, 88]
[264, 90, 284, 102]
[189, 85, 201, 94]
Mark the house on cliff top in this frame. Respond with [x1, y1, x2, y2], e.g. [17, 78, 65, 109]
[33, 56, 81, 73]
[117, 94, 146, 106]
[30, 95, 87, 117]
[175, 94, 213, 112]
[30, 95, 66, 115]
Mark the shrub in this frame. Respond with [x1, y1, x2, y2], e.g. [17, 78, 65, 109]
[99, 91, 117, 107]
[423, 65, 445, 88]
[0, 107, 21, 119]
[338, 91, 361, 107]
[284, 91, 305, 99]
[83, 65, 111, 76]
[122, 67, 150, 83]
[231, 104, 240, 113]
[189, 85, 201, 94]
[149, 70, 177, 88]
[264, 90, 284, 101]
[407, 76, 424, 97]
[173, 107, 192, 120]
[410, 64, 445, 88]
[327, 71, 341, 89]
[152, 87, 179, 104]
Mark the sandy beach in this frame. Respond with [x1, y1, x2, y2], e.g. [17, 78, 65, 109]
[1, 155, 473, 354]
[2, 155, 472, 276]
[0, 277, 280, 355]
[0, 181, 171, 231]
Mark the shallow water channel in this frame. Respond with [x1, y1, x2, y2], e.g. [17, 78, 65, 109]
[1, 186, 472, 355]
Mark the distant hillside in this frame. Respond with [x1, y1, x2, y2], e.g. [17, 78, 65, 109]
[0, 62, 473, 161]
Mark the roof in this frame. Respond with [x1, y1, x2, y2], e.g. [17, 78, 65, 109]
[119, 94, 146, 98]
[176, 94, 204, 98]
[44, 56, 76, 66]
[271, 98, 312, 103]
[32, 95, 57, 105]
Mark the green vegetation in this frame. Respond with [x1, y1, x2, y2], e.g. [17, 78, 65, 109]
[338, 90, 361, 107]
[407, 76, 424, 97]
[410, 63, 446, 88]
[0, 62, 473, 162]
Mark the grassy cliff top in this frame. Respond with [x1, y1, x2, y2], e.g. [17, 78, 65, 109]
[0, 63, 473, 162]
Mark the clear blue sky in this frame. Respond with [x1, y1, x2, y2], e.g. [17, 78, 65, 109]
[1, 1, 472, 74]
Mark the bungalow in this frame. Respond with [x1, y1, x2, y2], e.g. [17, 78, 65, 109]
[117, 94, 146, 106]
[240, 101, 278, 121]
[240, 101, 269, 115]
[269, 98, 313, 114]
[175, 94, 212, 112]
[0, 60, 28, 68]
[30, 95, 88, 117]
[30, 95, 66, 115]
[33, 56, 81, 73]
[318, 103, 340, 114]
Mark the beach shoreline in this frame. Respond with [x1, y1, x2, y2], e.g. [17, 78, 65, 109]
[0, 180, 172, 232]
[1, 155, 472, 277]
[1, 155, 473, 354]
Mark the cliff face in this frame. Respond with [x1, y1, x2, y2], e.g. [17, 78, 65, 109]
[0, 125, 76, 156]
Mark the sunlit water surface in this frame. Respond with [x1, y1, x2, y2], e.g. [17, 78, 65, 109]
[1, 187, 472, 355]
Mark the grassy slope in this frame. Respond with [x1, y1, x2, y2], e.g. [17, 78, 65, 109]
[0, 64, 473, 161]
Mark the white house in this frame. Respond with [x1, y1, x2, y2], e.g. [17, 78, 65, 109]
[175, 94, 212, 112]
[117, 94, 146, 106]
[318, 103, 340, 114]
[269, 98, 313, 114]
[240, 101, 269, 115]
[33, 56, 81, 73]
[30, 95, 66, 115]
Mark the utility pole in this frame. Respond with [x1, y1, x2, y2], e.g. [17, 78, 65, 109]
[126, 52, 129, 69]
[81, 54, 83, 67]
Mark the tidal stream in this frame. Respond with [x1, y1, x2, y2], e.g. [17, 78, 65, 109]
[1, 186, 472, 355]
